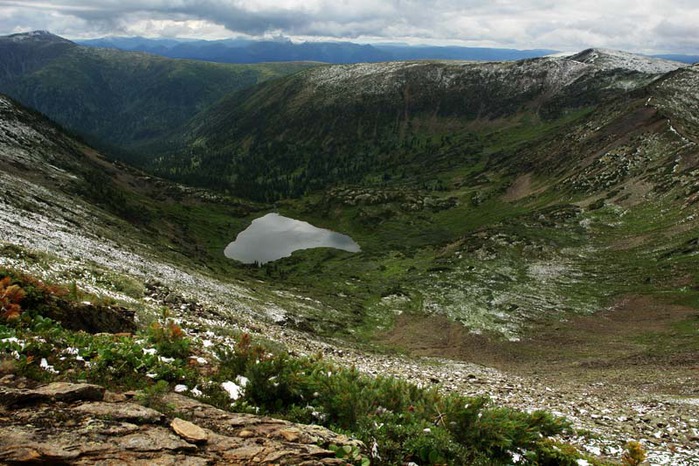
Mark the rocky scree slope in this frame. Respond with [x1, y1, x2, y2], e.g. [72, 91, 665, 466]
[0, 92, 335, 328]
[498, 63, 699, 192]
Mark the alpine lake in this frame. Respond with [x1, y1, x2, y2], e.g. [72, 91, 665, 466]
[224, 213, 361, 264]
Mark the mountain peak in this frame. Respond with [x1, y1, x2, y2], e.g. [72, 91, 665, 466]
[568, 48, 685, 74]
[4, 30, 73, 44]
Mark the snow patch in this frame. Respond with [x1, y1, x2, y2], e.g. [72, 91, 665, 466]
[221, 380, 244, 400]
[569, 48, 685, 74]
[40, 358, 59, 374]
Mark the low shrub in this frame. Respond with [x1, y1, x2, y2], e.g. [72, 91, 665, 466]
[147, 319, 191, 359]
[622, 440, 647, 466]
[0, 276, 25, 320]
[211, 333, 586, 465]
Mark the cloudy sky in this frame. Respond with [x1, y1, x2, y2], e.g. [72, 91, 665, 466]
[0, 0, 697, 54]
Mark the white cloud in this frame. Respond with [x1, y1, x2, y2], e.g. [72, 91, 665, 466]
[0, 0, 696, 54]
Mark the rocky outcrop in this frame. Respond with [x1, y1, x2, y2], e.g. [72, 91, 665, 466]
[42, 301, 137, 334]
[0, 381, 105, 407]
[0, 379, 360, 465]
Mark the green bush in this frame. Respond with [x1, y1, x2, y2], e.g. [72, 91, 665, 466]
[213, 333, 583, 465]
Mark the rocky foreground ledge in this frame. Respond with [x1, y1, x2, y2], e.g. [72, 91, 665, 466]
[0, 379, 360, 465]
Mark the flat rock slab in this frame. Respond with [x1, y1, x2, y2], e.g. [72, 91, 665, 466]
[0, 382, 104, 407]
[118, 429, 198, 453]
[74, 401, 164, 424]
[171, 417, 208, 444]
[163, 392, 363, 450]
[0, 440, 82, 463]
[0, 382, 361, 465]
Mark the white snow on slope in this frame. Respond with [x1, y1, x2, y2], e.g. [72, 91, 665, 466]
[569, 48, 685, 74]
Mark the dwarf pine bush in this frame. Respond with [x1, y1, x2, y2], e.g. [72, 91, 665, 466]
[211, 333, 593, 465]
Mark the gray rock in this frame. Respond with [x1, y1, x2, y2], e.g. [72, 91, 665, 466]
[0, 382, 105, 407]
[74, 401, 165, 424]
[118, 429, 198, 452]
[0, 383, 358, 464]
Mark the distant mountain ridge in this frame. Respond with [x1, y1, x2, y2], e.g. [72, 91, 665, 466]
[0, 30, 75, 80]
[76, 36, 699, 66]
[0, 30, 691, 204]
[77, 36, 556, 64]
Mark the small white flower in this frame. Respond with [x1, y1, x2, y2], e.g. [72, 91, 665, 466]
[1, 337, 22, 345]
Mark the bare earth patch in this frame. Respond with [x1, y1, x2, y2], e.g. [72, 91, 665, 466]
[380, 294, 699, 394]
[375, 295, 699, 465]
[503, 173, 535, 201]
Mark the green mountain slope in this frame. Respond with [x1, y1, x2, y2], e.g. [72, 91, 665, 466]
[3, 39, 695, 348]
[6, 93, 626, 466]
[0, 31, 316, 158]
[152, 50, 684, 200]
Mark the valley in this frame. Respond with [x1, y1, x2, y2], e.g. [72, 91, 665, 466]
[1, 31, 698, 464]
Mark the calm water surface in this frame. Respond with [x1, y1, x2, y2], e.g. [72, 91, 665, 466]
[224, 213, 360, 264]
